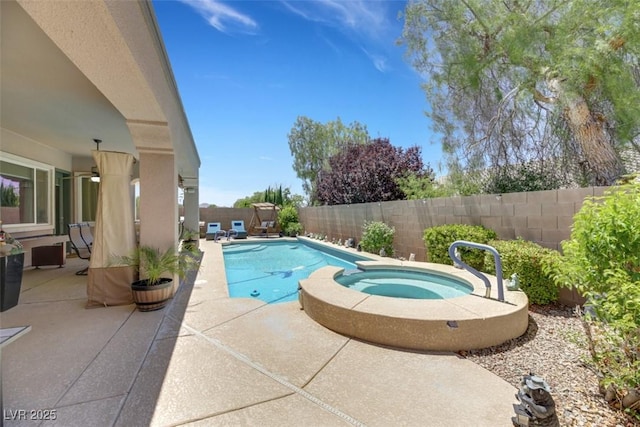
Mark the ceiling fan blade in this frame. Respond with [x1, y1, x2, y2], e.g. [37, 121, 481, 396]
[61, 172, 96, 180]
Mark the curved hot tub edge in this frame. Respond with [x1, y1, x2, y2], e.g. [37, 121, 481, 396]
[298, 262, 529, 352]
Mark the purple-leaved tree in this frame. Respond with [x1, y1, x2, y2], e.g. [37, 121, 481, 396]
[316, 138, 432, 205]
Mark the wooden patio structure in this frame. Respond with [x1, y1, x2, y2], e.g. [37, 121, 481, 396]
[248, 203, 281, 237]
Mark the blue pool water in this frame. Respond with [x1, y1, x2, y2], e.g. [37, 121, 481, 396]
[223, 240, 370, 304]
[335, 269, 473, 299]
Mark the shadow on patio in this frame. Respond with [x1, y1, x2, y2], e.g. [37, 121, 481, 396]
[1, 252, 198, 426]
[2, 241, 520, 426]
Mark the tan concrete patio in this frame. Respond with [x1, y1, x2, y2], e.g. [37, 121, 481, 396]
[1, 239, 520, 426]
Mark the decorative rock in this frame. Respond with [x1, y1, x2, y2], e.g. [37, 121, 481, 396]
[512, 374, 559, 426]
[622, 389, 640, 410]
[506, 273, 520, 291]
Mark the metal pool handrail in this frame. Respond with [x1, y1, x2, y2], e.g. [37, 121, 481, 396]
[448, 240, 505, 302]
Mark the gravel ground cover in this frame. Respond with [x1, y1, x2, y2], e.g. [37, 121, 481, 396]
[462, 304, 638, 426]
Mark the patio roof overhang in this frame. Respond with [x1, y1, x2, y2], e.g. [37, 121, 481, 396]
[0, 0, 200, 181]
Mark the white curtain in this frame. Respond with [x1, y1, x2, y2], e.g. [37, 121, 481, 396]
[87, 150, 137, 307]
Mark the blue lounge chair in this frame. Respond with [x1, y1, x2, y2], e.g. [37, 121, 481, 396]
[227, 220, 248, 240]
[205, 222, 227, 242]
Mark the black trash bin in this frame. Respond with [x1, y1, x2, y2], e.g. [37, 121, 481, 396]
[1, 252, 24, 312]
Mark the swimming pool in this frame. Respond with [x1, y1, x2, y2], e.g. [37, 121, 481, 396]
[335, 269, 473, 299]
[222, 240, 370, 303]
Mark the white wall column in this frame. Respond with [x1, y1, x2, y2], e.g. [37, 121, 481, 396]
[182, 183, 199, 236]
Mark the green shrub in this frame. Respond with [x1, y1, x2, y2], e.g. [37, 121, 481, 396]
[396, 173, 454, 199]
[360, 221, 394, 256]
[552, 182, 640, 328]
[284, 222, 303, 236]
[586, 316, 640, 413]
[484, 239, 560, 305]
[277, 205, 299, 236]
[1, 183, 19, 207]
[483, 162, 571, 194]
[423, 224, 497, 270]
[547, 182, 640, 397]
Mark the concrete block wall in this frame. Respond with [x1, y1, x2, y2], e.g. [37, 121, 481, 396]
[193, 187, 607, 258]
[197, 207, 254, 236]
[297, 187, 608, 262]
[195, 187, 608, 306]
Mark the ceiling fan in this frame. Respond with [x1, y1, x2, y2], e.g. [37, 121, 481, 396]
[62, 138, 101, 182]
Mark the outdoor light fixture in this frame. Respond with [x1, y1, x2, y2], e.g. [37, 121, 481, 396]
[90, 139, 101, 182]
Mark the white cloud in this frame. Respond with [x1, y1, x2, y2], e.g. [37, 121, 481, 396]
[179, 0, 258, 34]
[280, 0, 393, 72]
[361, 47, 389, 72]
[281, 0, 388, 39]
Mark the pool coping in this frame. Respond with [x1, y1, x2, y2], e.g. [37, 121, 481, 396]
[299, 260, 529, 352]
[3, 239, 523, 425]
[220, 236, 529, 351]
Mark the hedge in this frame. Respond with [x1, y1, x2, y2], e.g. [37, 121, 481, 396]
[423, 224, 497, 270]
[485, 239, 560, 305]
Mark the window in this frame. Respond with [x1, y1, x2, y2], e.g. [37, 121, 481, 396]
[0, 153, 53, 229]
[77, 176, 99, 222]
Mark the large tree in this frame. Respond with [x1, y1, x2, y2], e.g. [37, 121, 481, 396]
[233, 185, 302, 208]
[287, 116, 369, 203]
[401, 0, 640, 186]
[316, 138, 431, 205]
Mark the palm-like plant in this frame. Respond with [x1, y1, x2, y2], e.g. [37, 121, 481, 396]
[180, 228, 200, 253]
[118, 245, 198, 286]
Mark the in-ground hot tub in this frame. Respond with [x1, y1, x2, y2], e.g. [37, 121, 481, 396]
[336, 268, 473, 300]
[299, 261, 529, 352]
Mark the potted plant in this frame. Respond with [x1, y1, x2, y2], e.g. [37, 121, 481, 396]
[116, 245, 199, 312]
[277, 205, 301, 237]
[284, 222, 303, 237]
[0, 226, 24, 312]
[180, 228, 200, 253]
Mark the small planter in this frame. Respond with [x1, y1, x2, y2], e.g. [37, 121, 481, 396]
[181, 239, 198, 253]
[1, 253, 25, 312]
[114, 245, 199, 312]
[180, 229, 200, 253]
[131, 277, 173, 312]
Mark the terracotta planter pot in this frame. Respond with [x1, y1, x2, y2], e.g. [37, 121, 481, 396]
[131, 277, 173, 312]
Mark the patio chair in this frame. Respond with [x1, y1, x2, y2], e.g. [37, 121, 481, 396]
[79, 222, 94, 249]
[254, 221, 276, 238]
[227, 220, 248, 240]
[248, 202, 280, 236]
[67, 223, 91, 275]
[205, 222, 227, 242]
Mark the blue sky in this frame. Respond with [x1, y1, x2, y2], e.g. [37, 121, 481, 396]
[152, 0, 442, 206]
